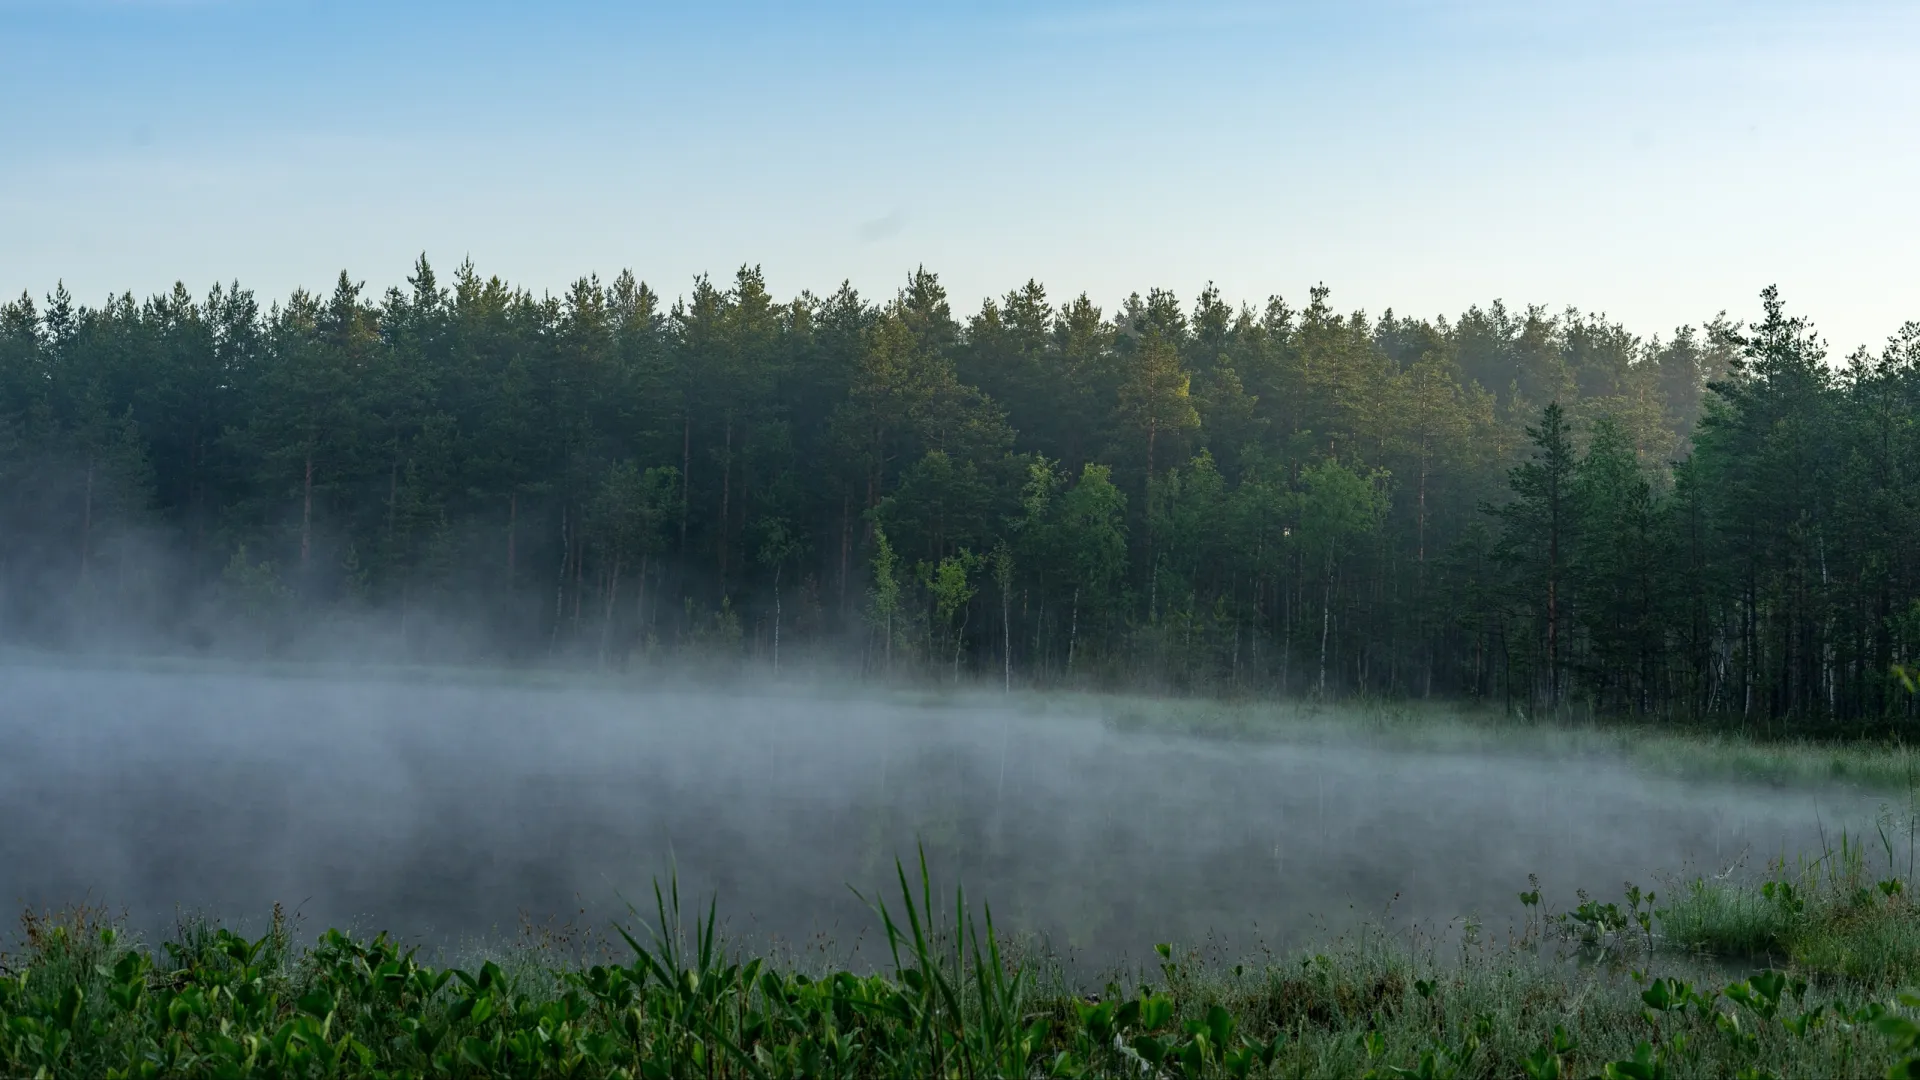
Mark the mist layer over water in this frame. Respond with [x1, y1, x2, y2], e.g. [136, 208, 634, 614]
[1, 663, 1884, 964]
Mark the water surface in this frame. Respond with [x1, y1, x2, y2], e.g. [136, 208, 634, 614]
[0, 663, 1882, 964]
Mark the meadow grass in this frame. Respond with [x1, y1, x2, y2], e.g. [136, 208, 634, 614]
[1646, 825, 1920, 984]
[1089, 691, 1920, 794]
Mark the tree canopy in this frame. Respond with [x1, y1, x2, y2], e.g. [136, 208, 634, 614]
[3, 263, 1916, 731]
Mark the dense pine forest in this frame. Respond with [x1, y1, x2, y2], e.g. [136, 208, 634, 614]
[1, 261, 1915, 729]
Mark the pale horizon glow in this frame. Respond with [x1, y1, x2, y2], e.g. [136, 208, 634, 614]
[4, 0, 1916, 353]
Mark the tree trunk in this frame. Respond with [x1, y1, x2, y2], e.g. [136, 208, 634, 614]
[1144, 417, 1157, 621]
[839, 494, 851, 613]
[599, 557, 620, 669]
[1283, 573, 1293, 695]
[300, 448, 313, 575]
[1067, 587, 1080, 676]
[680, 413, 691, 552]
[78, 459, 93, 591]
[865, 421, 883, 546]
[572, 526, 584, 628]
[1744, 570, 1756, 718]
[551, 508, 568, 652]
[1546, 570, 1558, 708]
[636, 551, 649, 639]
[191, 436, 205, 563]
[1034, 597, 1045, 683]
[507, 492, 517, 586]
[719, 415, 732, 587]
[1417, 441, 1428, 567]
[387, 453, 399, 545]
[1231, 620, 1241, 688]
[1002, 577, 1012, 693]
[954, 607, 967, 683]
[1546, 482, 1560, 709]
[1475, 626, 1485, 699]
[772, 564, 783, 674]
[1419, 442, 1435, 696]
[1318, 562, 1332, 696]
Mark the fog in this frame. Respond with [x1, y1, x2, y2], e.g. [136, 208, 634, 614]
[1, 659, 1884, 968]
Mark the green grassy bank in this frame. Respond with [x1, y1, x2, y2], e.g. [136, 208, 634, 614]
[1085, 693, 1920, 795]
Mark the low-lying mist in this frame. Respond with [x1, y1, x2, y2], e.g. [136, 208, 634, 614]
[1, 659, 1883, 968]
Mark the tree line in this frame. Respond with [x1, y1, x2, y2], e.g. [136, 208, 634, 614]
[2, 260, 1915, 729]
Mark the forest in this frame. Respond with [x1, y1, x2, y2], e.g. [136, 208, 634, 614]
[1, 261, 1915, 730]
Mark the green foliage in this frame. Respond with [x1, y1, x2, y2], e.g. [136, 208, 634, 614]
[867, 525, 904, 669]
[2, 271, 1916, 728]
[221, 544, 292, 620]
[22, 854, 1920, 1079]
[1296, 458, 1389, 566]
[1057, 463, 1128, 608]
[921, 548, 980, 678]
[1490, 399, 1580, 708]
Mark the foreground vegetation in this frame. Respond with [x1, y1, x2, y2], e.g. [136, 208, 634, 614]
[14, 850, 1920, 1080]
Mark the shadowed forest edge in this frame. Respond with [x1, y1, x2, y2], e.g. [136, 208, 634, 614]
[4, 266, 1916, 733]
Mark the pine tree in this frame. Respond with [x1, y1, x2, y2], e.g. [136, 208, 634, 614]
[1492, 401, 1578, 709]
[1573, 415, 1666, 711]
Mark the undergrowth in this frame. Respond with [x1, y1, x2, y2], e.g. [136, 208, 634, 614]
[1644, 826, 1920, 983]
[12, 853, 1920, 1078]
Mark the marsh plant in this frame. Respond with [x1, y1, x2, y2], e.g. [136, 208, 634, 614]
[11, 855, 1920, 1079]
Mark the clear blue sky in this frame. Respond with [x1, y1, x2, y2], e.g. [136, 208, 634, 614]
[4, 0, 1915, 352]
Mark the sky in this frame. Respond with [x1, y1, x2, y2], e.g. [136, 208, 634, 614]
[3, 0, 1916, 353]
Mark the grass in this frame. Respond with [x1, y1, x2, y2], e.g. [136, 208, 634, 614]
[1091, 692, 1920, 794]
[1648, 827, 1920, 983]
[10, 856, 1920, 1078]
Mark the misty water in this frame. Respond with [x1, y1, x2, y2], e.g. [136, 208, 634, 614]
[1, 661, 1887, 967]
